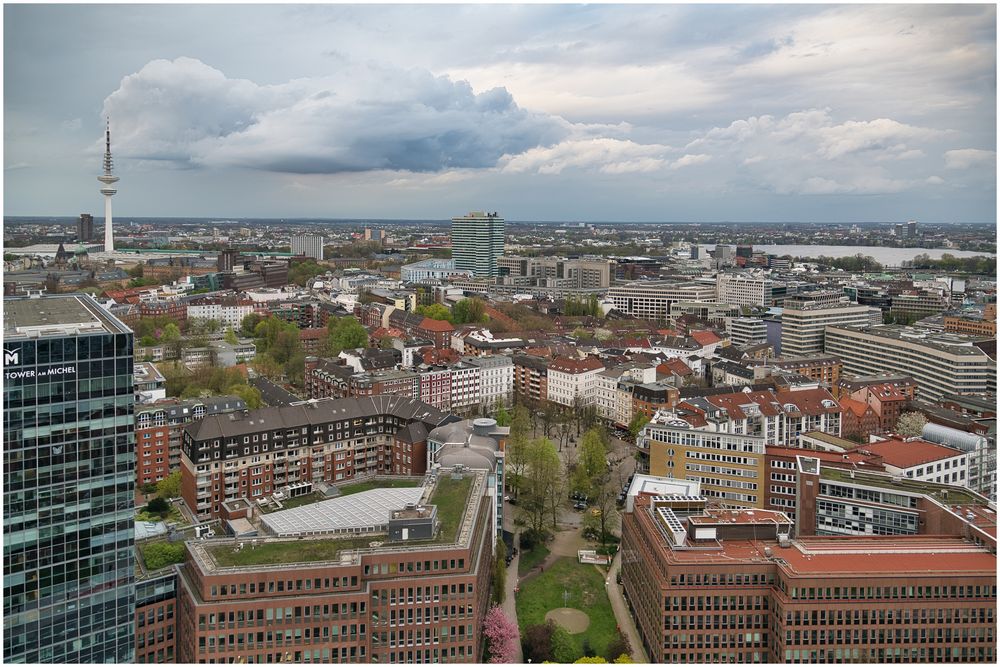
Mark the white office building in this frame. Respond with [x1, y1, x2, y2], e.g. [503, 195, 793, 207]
[291, 234, 324, 261]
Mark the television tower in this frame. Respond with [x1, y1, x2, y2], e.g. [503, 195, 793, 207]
[97, 119, 119, 253]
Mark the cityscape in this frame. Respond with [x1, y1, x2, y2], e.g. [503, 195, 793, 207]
[2, 3, 997, 666]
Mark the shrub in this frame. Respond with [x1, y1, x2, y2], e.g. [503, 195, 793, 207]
[146, 497, 170, 516]
[142, 542, 187, 570]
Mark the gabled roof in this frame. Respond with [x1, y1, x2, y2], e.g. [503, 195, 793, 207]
[419, 317, 455, 332]
[690, 330, 722, 347]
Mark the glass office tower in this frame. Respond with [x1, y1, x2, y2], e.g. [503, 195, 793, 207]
[451, 210, 505, 278]
[3, 294, 135, 662]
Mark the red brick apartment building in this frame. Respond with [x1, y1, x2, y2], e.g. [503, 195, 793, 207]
[175, 468, 494, 664]
[180, 396, 455, 521]
[622, 477, 997, 663]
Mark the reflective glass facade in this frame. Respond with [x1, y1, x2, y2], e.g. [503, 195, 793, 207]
[3, 295, 136, 663]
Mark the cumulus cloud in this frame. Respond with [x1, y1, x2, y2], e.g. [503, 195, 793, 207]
[683, 109, 956, 195]
[943, 148, 996, 170]
[670, 154, 711, 170]
[499, 138, 671, 175]
[101, 57, 568, 174]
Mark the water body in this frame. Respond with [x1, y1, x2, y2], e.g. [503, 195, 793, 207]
[706, 244, 995, 264]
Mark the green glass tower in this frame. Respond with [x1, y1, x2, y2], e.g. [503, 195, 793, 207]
[3, 293, 135, 662]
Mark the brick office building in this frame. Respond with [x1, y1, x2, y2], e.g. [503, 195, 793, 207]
[621, 493, 997, 664]
[175, 468, 495, 664]
[180, 396, 456, 521]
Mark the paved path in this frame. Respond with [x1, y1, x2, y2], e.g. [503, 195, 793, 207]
[501, 506, 524, 663]
[605, 551, 649, 664]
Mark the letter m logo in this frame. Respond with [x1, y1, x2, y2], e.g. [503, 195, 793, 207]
[3, 348, 19, 366]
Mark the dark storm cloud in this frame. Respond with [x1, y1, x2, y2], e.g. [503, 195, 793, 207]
[101, 57, 569, 174]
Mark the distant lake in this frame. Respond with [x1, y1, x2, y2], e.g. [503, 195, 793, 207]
[706, 244, 995, 264]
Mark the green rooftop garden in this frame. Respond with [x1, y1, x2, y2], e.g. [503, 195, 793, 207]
[429, 474, 474, 543]
[209, 536, 381, 567]
[338, 478, 423, 497]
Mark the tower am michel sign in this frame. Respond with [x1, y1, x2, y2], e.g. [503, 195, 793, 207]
[3, 347, 77, 380]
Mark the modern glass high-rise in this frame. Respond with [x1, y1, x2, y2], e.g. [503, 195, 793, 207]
[451, 210, 505, 278]
[3, 294, 136, 663]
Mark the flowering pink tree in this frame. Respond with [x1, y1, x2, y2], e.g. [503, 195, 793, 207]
[483, 605, 519, 664]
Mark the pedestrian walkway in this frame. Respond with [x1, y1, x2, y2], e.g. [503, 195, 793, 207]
[502, 529, 524, 663]
[605, 551, 649, 663]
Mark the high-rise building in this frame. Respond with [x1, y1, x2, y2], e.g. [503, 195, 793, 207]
[907, 219, 918, 238]
[451, 211, 505, 278]
[3, 293, 136, 662]
[78, 213, 95, 242]
[824, 324, 997, 401]
[781, 301, 881, 357]
[291, 234, 325, 261]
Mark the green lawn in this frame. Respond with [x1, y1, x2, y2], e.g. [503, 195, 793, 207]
[516, 557, 619, 661]
[518, 544, 550, 576]
[338, 478, 423, 497]
[429, 475, 473, 543]
[209, 536, 379, 567]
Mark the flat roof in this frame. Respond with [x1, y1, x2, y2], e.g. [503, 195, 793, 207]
[4, 293, 131, 338]
[261, 486, 426, 537]
[820, 466, 986, 505]
[665, 535, 995, 575]
[829, 324, 993, 356]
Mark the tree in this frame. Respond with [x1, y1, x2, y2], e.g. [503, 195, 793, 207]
[224, 328, 239, 345]
[627, 413, 650, 441]
[322, 316, 369, 357]
[483, 606, 519, 664]
[606, 634, 631, 662]
[240, 312, 263, 338]
[416, 303, 452, 323]
[506, 406, 532, 497]
[613, 654, 634, 663]
[253, 355, 284, 380]
[492, 541, 507, 604]
[227, 383, 263, 409]
[576, 658, 607, 664]
[520, 438, 561, 532]
[551, 625, 578, 663]
[155, 471, 182, 499]
[494, 403, 512, 427]
[522, 622, 556, 663]
[577, 428, 608, 496]
[142, 542, 187, 570]
[146, 497, 170, 517]
[896, 411, 928, 437]
[161, 322, 182, 359]
[452, 298, 488, 325]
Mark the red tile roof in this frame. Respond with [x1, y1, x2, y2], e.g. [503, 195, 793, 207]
[690, 330, 722, 347]
[658, 358, 693, 377]
[860, 438, 966, 469]
[839, 397, 872, 418]
[419, 317, 455, 332]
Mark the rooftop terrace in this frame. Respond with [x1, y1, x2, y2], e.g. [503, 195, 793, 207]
[187, 469, 483, 572]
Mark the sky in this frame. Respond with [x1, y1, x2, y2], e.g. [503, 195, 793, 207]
[3, 2, 997, 222]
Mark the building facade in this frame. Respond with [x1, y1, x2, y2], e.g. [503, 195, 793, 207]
[451, 211, 505, 278]
[291, 234, 325, 261]
[608, 281, 717, 321]
[781, 303, 880, 357]
[824, 325, 997, 401]
[3, 294, 136, 662]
